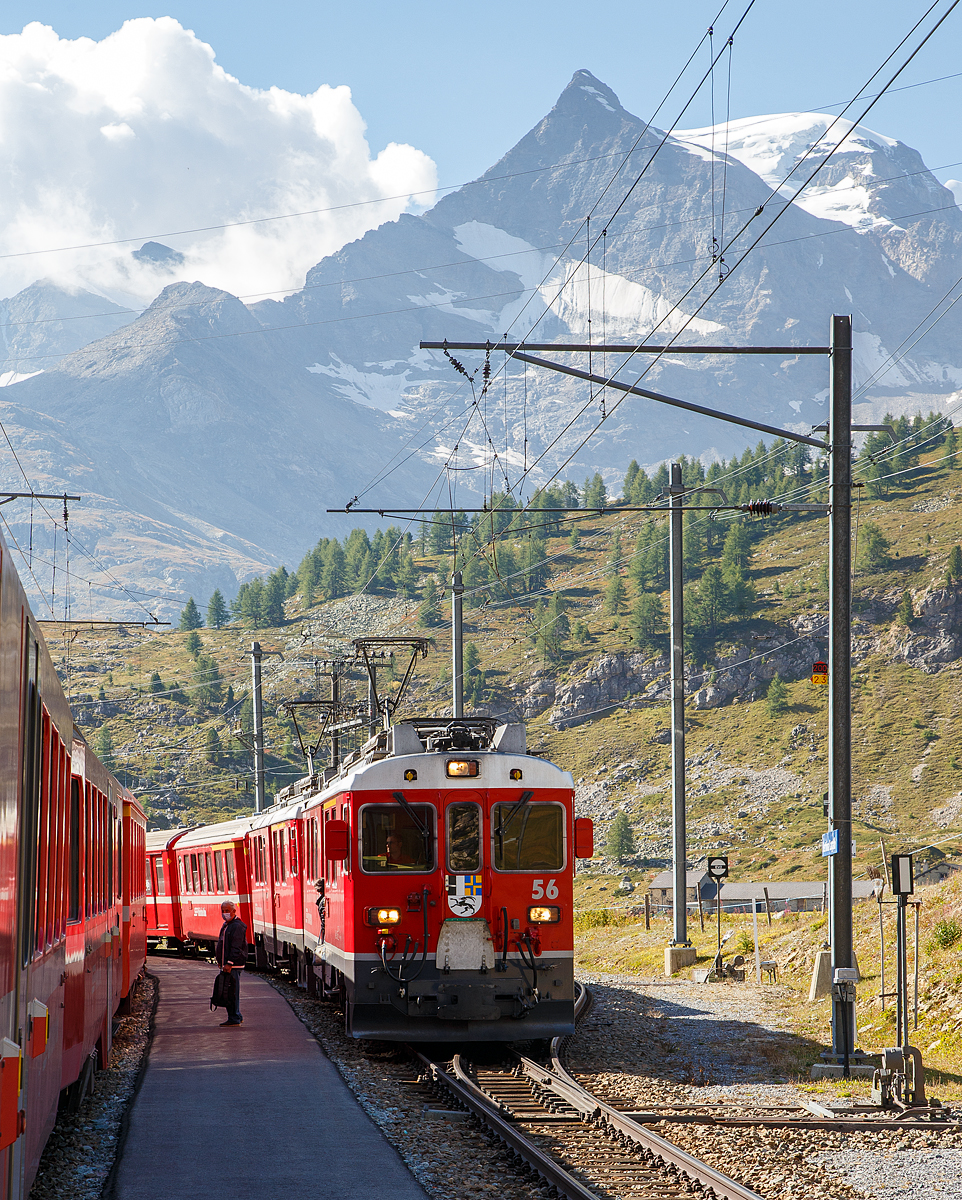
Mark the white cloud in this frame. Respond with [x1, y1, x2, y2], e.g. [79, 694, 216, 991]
[0, 19, 437, 302]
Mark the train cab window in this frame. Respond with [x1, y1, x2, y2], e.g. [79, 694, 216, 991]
[226, 854, 236, 892]
[492, 803, 564, 872]
[190, 854, 200, 892]
[446, 803, 481, 873]
[289, 828, 298, 875]
[146, 866, 153, 896]
[361, 805, 435, 873]
[155, 857, 165, 896]
[213, 851, 224, 892]
[205, 852, 214, 893]
[179, 857, 188, 893]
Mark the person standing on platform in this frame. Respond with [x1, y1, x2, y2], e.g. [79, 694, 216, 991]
[216, 901, 247, 1026]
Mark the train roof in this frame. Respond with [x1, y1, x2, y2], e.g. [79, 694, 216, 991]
[273, 718, 573, 810]
[175, 816, 254, 848]
[145, 827, 190, 852]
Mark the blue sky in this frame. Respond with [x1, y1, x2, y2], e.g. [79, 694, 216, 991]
[5, 1, 962, 190]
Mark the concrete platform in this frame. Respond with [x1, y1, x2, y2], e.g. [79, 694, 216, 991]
[109, 956, 428, 1200]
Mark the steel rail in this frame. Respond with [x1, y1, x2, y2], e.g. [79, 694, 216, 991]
[414, 984, 763, 1200]
[411, 1051, 598, 1200]
[536, 984, 765, 1200]
[518, 1052, 763, 1200]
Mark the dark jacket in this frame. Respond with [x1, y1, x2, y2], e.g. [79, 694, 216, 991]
[216, 917, 248, 967]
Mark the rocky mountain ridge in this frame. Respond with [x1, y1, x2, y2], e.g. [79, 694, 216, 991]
[2, 71, 962, 617]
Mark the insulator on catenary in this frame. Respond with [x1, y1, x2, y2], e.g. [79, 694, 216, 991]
[744, 500, 778, 515]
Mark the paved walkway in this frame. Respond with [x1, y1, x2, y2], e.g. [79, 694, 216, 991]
[110, 956, 428, 1200]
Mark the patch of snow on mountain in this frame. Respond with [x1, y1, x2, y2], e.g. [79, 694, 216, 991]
[307, 356, 415, 412]
[580, 85, 615, 113]
[454, 222, 551, 290]
[0, 370, 42, 387]
[676, 113, 898, 232]
[853, 331, 914, 390]
[406, 285, 502, 328]
[543, 260, 723, 338]
[428, 437, 531, 472]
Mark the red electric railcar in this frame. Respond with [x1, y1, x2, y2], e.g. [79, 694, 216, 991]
[262, 717, 593, 1041]
[0, 528, 146, 1200]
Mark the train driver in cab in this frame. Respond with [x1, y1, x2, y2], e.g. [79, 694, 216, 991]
[385, 829, 417, 869]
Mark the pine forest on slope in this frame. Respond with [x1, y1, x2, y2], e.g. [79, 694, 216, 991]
[59, 422, 962, 898]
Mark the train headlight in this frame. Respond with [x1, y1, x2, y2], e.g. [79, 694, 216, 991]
[446, 759, 479, 778]
[367, 907, 401, 926]
[527, 906, 561, 924]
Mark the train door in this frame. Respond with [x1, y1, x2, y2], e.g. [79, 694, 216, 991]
[287, 821, 304, 958]
[146, 856, 163, 930]
[268, 825, 283, 960]
[248, 832, 271, 966]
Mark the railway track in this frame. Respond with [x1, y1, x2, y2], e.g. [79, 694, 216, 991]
[413, 985, 764, 1200]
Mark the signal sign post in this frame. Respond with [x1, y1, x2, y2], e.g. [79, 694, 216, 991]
[707, 856, 728, 974]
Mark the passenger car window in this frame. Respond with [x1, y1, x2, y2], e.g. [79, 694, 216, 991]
[361, 804, 435, 873]
[155, 857, 165, 896]
[446, 803, 481, 873]
[492, 803, 564, 871]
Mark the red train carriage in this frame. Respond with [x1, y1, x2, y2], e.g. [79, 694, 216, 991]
[120, 795, 147, 1008]
[170, 820, 254, 957]
[0, 526, 146, 1200]
[248, 801, 309, 980]
[276, 718, 593, 1042]
[145, 828, 188, 948]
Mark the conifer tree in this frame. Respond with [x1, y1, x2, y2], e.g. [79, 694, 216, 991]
[321, 542, 347, 600]
[207, 589, 229, 629]
[631, 592, 666, 649]
[192, 654, 224, 710]
[148, 671, 163, 694]
[858, 523, 892, 571]
[185, 630, 202, 658]
[603, 573, 627, 616]
[896, 590, 914, 626]
[605, 811, 635, 860]
[418, 577, 443, 628]
[948, 545, 962, 580]
[766, 672, 788, 718]
[95, 725, 115, 770]
[606, 532, 622, 577]
[178, 596, 203, 630]
[205, 728, 223, 765]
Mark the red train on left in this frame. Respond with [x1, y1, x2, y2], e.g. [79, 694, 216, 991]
[0, 528, 146, 1200]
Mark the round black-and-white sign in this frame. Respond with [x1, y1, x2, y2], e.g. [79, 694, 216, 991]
[707, 856, 729, 879]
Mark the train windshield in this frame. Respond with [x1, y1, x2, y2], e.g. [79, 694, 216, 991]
[446, 802, 481, 873]
[492, 803, 564, 871]
[361, 804, 435, 873]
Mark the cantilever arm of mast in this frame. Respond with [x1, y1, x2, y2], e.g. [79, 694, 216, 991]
[419, 341, 831, 354]
[506, 351, 829, 450]
[0, 491, 82, 506]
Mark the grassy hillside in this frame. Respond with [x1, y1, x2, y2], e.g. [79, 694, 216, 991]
[54, 430, 962, 885]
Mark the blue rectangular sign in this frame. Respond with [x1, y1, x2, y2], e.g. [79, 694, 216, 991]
[821, 829, 839, 857]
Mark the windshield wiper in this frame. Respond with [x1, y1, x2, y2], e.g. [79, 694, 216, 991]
[393, 791, 432, 864]
[495, 790, 532, 863]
